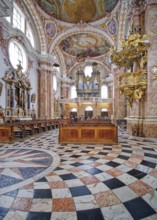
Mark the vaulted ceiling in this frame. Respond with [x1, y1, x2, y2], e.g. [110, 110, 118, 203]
[60, 33, 111, 58]
[22, 0, 124, 77]
[36, 0, 119, 23]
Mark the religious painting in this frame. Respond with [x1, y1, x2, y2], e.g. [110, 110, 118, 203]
[31, 93, 36, 103]
[36, 0, 119, 23]
[60, 33, 110, 58]
[0, 82, 3, 96]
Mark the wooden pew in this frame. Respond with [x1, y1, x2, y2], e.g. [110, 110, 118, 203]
[59, 124, 118, 144]
[0, 125, 14, 143]
[0, 118, 69, 143]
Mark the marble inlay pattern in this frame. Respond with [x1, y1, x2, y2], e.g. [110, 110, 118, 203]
[0, 128, 157, 220]
[0, 148, 60, 195]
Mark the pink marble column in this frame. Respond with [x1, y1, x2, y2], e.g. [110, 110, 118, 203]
[143, 3, 157, 137]
[113, 68, 126, 124]
[38, 68, 53, 119]
[61, 82, 69, 99]
[108, 83, 113, 99]
[127, 2, 157, 137]
[47, 71, 53, 118]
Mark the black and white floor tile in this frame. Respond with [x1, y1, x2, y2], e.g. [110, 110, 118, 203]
[0, 128, 157, 220]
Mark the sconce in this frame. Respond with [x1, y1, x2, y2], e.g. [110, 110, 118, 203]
[151, 66, 157, 80]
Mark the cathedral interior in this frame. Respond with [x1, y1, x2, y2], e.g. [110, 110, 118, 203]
[0, 0, 157, 219]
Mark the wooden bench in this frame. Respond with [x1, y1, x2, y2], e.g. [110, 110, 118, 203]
[59, 124, 118, 144]
[0, 125, 14, 143]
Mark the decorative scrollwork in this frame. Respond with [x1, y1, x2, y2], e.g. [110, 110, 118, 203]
[110, 33, 150, 70]
[119, 70, 147, 107]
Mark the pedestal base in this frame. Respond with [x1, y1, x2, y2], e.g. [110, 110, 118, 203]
[127, 117, 157, 138]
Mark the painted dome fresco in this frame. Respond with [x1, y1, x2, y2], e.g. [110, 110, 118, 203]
[36, 0, 119, 23]
[60, 33, 111, 57]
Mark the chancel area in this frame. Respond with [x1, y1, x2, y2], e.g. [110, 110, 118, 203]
[0, 0, 157, 220]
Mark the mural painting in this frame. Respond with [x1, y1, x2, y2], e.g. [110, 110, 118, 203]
[60, 33, 110, 58]
[36, 0, 119, 23]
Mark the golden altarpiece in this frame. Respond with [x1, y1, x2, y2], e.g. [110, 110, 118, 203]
[2, 64, 32, 120]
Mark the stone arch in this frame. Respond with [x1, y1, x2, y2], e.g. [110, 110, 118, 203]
[55, 46, 67, 77]
[69, 60, 110, 80]
[23, 0, 47, 53]
[49, 25, 114, 54]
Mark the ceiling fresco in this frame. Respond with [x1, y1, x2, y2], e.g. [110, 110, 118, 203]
[60, 33, 111, 58]
[36, 0, 119, 23]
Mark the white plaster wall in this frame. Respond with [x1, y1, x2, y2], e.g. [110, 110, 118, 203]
[28, 58, 38, 113]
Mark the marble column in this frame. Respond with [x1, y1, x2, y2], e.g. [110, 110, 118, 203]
[61, 82, 69, 99]
[142, 3, 157, 137]
[113, 68, 126, 124]
[126, 2, 146, 136]
[38, 68, 48, 119]
[38, 68, 54, 119]
[127, 2, 157, 137]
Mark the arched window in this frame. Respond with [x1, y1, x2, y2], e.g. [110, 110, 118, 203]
[85, 106, 93, 119]
[84, 65, 92, 77]
[13, 3, 25, 33]
[101, 108, 108, 112]
[85, 106, 93, 111]
[70, 85, 77, 99]
[101, 85, 108, 99]
[26, 23, 35, 48]
[5, 3, 35, 48]
[8, 40, 27, 73]
[71, 108, 77, 112]
[53, 75, 57, 91]
[101, 108, 108, 118]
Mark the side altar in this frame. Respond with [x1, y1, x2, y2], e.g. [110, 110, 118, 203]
[2, 64, 32, 120]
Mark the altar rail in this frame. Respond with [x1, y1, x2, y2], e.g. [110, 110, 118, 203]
[59, 125, 118, 144]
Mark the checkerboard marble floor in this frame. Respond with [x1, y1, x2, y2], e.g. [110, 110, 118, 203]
[0, 128, 157, 220]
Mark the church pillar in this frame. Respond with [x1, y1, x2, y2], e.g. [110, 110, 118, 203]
[38, 68, 47, 119]
[61, 82, 69, 99]
[126, 1, 146, 136]
[38, 68, 53, 119]
[47, 71, 53, 118]
[127, 2, 157, 137]
[113, 67, 126, 124]
[142, 2, 157, 137]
